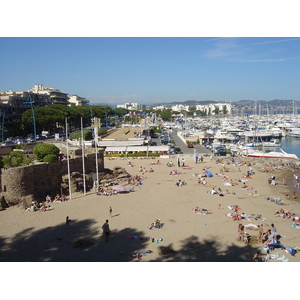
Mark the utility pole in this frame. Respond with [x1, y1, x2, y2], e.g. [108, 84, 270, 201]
[23, 92, 37, 142]
[65, 118, 72, 200]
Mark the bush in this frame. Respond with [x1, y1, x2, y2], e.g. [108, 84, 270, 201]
[32, 143, 60, 160]
[3, 150, 32, 168]
[43, 154, 58, 162]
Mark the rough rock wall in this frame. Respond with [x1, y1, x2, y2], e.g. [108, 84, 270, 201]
[0, 149, 105, 206]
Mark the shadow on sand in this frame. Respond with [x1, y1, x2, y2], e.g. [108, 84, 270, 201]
[0, 218, 260, 262]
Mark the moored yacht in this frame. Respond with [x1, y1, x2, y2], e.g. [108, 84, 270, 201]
[286, 128, 300, 138]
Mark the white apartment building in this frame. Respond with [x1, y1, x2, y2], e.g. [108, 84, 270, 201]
[30, 84, 69, 105]
[171, 104, 190, 112]
[196, 103, 232, 115]
[152, 105, 167, 111]
[117, 102, 146, 111]
[68, 95, 89, 106]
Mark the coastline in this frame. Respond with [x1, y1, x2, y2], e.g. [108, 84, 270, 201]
[0, 155, 300, 262]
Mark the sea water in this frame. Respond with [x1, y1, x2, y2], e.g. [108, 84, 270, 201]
[274, 137, 300, 157]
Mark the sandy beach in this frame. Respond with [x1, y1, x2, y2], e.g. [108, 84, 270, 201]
[1, 154, 300, 263]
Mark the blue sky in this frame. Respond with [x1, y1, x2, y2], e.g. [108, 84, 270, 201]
[1, 37, 299, 105]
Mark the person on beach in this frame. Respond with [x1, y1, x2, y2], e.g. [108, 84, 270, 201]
[45, 194, 52, 203]
[257, 224, 263, 243]
[102, 220, 111, 242]
[109, 206, 112, 217]
[66, 216, 71, 225]
[177, 158, 180, 167]
[252, 251, 259, 262]
[271, 175, 276, 185]
[264, 250, 271, 262]
[181, 158, 185, 167]
[262, 229, 271, 243]
[238, 224, 245, 242]
[269, 223, 277, 241]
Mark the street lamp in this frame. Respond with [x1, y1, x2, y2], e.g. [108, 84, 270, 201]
[100, 106, 108, 127]
[23, 92, 37, 142]
[1, 110, 6, 142]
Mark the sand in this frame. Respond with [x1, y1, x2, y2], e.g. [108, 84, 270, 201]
[0, 155, 300, 262]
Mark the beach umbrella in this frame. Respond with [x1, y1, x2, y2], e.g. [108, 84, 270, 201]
[108, 179, 115, 181]
[101, 179, 108, 183]
[112, 185, 125, 191]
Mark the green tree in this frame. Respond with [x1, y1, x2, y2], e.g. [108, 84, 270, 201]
[158, 109, 173, 121]
[32, 143, 60, 160]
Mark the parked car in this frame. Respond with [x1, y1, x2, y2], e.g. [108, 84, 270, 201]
[170, 147, 182, 154]
[214, 146, 227, 156]
[187, 144, 194, 148]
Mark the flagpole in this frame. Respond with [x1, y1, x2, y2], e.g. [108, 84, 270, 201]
[65, 118, 72, 200]
[81, 117, 86, 195]
[94, 117, 99, 191]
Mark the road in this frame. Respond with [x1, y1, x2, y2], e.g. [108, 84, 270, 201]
[169, 131, 211, 155]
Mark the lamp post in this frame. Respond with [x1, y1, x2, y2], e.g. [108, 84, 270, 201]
[23, 93, 37, 142]
[100, 106, 108, 127]
[1, 110, 6, 142]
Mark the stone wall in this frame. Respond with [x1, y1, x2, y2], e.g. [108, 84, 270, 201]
[0, 148, 105, 206]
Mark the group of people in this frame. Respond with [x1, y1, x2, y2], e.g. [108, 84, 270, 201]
[45, 193, 67, 203]
[176, 179, 187, 187]
[27, 193, 69, 212]
[210, 186, 230, 197]
[198, 177, 207, 185]
[26, 200, 53, 212]
[169, 170, 182, 176]
[195, 155, 204, 164]
[166, 161, 174, 167]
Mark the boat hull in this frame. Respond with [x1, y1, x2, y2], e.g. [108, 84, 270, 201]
[246, 151, 298, 159]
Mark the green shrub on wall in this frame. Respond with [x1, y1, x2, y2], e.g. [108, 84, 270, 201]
[43, 154, 58, 162]
[2, 150, 32, 168]
[32, 143, 60, 160]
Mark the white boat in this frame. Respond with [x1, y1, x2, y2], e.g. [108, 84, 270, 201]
[286, 128, 300, 138]
[262, 139, 281, 147]
[268, 127, 284, 138]
[246, 149, 298, 159]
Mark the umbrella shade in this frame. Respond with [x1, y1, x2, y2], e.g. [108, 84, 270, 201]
[108, 179, 115, 181]
[101, 179, 108, 182]
[112, 185, 125, 191]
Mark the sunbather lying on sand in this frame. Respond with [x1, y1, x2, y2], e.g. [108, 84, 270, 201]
[192, 207, 212, 214]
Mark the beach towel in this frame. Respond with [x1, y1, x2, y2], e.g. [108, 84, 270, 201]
[132, 250, 153, 259]
[285, 247, 296, 256]
[205, 170, 213, 177]
[149, 223, 164, 229]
